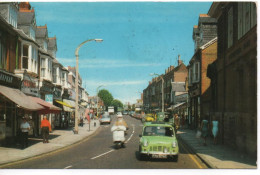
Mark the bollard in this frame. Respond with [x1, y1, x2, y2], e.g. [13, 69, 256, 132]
[94, 122, 96, 127]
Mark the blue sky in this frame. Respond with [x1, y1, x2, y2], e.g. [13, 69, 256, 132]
[31, 1, 212, 104]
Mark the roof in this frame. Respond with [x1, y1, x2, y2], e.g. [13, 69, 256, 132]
[15, 28, 39, 47]
[36, 25, 48, 38]
[18, 11, 35, 25]
[172, 82, 186, 92]
[48, 37, 57, 48]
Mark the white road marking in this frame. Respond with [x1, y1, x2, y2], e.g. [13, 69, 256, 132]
[125, 125, 135, 143]
[90, 124, 135, 160]
[91, 149, 114, 160]
[64, 165, 73, 169]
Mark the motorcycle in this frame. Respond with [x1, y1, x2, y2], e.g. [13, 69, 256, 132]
[111, 125, 126, 149]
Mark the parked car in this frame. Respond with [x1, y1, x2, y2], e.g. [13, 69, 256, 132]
[129, 111, 135, 117]
[99, 114, 111, 125]
[139, 122, 179, 161]
[122, 111, 128, 115]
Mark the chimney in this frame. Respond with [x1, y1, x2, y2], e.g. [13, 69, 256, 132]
[19, 2, 33, 12]
[178, 55, 183, 66]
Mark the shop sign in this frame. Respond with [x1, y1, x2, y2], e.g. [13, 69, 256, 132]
[21, 75, 39, 97]
[0, 70, 21, 89]
[40, 81, 54, 93]
[53, 87, 62, 100]
[175, 93, 188, 103]
[45, 94, 53, 104]
[69, 89, 76, 100]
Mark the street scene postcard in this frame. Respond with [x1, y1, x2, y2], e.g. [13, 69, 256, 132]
[0, 1, 258, 175]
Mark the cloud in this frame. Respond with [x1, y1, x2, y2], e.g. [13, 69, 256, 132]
[57, 57, 164, 68]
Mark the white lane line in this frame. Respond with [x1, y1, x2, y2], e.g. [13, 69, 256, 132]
[125, 125, 135, 143]
[91, 149, 114, 160]
[64, 165, 73, 169]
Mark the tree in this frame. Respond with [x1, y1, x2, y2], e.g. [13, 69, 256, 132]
[98, 89, 113, 107]
[111, 99, 123, 108]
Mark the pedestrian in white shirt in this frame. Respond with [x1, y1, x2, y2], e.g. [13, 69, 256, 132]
[20, 117, 30, 149]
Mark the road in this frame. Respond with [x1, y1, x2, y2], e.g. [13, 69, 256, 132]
[3, 115, 208, 169]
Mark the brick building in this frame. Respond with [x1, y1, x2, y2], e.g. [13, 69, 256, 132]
[143, 56, 188, 113]
[207, 2, 257, 156]
[187, 14, 217, 129]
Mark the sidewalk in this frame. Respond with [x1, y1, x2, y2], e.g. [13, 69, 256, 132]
[0, 120, 100, 166]
[177, 128, 257, 169]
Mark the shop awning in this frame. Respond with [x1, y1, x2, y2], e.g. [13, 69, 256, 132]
[169, 102, 186, 111]
[29, 96, 61, 114]
[63, 99, 76, 112]
[0, 85, 44, 111]
[55, 100, 73, 108]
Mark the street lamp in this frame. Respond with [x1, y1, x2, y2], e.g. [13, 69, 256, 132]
[150, 73, 164, 112]
[74, 39, 103, 134]
[96, 85, 105, 118]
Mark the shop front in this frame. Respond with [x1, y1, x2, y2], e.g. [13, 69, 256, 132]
[39, 80, 55, 130]
[0, 73, 43, 145]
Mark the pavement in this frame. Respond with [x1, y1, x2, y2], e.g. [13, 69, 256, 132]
[0, 119, 100, 167]
[177, 127, 257, 169]
[0, 119, 257, 169]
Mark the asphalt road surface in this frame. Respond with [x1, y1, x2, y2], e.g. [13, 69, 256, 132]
[2, 115, 208, 169]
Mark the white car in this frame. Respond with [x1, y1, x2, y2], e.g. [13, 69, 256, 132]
[100, 114, 111, 125]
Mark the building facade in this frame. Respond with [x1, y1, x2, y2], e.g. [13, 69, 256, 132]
[187, 14, 218, 129]
[207, 2, 257, 156]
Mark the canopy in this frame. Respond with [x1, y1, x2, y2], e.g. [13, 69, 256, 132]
[63, 99, 75, 112]
[169, 102, 186, 111]
[29, 96, 61, 114]
[0, 85, 44, 111]
[55, 100, 73, 108]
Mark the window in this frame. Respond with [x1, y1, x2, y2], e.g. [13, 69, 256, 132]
[238, 2, 257, 40]
[43, 41, 48, 51]
[228, 7, 233, 48]
[53, 68, 57, 83]
[41, 58, 46, 78]
[22, 45, 29, 69]
[31, 47, 38, 73]
[194, 62, 200, 82]
[0, 38, 7, 69]
[189, 68, 193, 83]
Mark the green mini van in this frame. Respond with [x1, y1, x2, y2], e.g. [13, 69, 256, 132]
[139, 122, 179, 161]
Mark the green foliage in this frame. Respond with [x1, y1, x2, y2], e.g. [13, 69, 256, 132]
[98, 89, 113, 107]
[111, 99, 123, 108]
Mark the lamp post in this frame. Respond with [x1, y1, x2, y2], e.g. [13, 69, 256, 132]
[150, 73, 164, 112]
[74, 39, 103, 134]
[96, 85, 104, 119]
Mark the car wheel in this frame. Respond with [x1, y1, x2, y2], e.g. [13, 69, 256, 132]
[139, 146, 146, 161]
[172, 155, 178, 162]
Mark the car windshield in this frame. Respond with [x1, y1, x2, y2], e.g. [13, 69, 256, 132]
[102, 115, 110, 118]
[143, 126, 174, 137]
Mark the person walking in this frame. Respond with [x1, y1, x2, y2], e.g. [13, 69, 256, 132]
[41, 116, 52, 143]
[20, 117, 30, 149]
[200, 117, 209, 146]
[211, 116, 219, 145]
